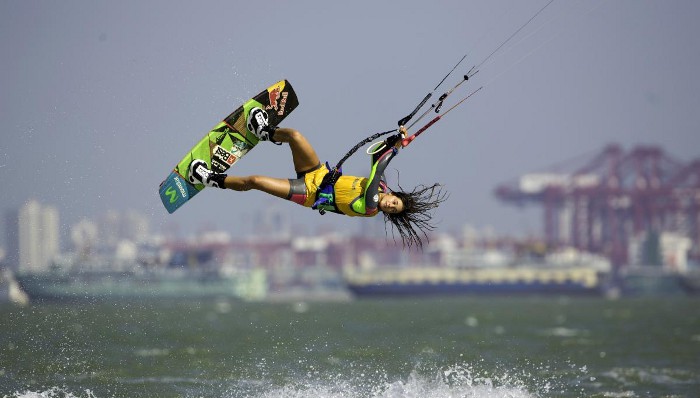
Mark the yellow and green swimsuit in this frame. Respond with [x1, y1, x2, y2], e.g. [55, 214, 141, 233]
[287, 138, 399, 217]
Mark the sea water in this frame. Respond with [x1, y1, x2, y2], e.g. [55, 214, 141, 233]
[1, 297, 699, 397]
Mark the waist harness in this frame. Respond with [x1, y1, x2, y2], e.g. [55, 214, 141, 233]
[312, 162, 342, 215]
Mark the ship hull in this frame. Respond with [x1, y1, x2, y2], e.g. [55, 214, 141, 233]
[347, 280, 601, 297]
[16, 268, 266, 302]
[344, 266, 608, 297]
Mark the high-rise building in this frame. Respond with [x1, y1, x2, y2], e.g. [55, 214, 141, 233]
[14, 200, 60, 273]
[4, 210, 19, 270]
[42, 205, 59, 266]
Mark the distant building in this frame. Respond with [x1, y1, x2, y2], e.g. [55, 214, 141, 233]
[98, 209, 151, 248]
[9, 200, 61, 273]
[70, 218, 99, 258]
[4, 210, 19, 270]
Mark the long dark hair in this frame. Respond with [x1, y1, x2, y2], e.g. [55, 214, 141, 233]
[384, 182, 448, 250]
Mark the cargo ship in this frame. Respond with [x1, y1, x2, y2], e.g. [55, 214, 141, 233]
[15, 266, 267, 302]
[618, 265, 687, 296]
[344, 264, 611, 297]
[678, 268, 700, 295]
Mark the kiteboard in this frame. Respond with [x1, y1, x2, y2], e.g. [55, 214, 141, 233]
[158, 79, 299, 213]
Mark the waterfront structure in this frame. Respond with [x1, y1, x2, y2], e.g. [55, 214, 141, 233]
[9, 200, 60, 273]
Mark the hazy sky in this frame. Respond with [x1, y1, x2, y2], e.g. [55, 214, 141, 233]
[2, 0, 699, 243]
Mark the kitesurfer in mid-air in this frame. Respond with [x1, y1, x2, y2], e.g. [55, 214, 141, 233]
[188, 108, 447, 248]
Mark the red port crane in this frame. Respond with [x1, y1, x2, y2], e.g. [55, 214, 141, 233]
[495, 144, 700, 266]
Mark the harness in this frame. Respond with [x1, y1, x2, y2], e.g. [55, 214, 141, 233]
[312, 162, 342, 215]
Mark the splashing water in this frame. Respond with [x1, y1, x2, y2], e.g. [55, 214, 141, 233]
[9, 387, 97, 398]
[240, 364, 539, 398]
[8, 362, 542, 398]
[248, 361, 552, 398]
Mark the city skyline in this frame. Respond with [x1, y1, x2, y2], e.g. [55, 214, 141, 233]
[1, 197, 506, 252]
[1, 195, 692, 273]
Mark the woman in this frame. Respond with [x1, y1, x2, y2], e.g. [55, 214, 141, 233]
[188, 108, 447, 248]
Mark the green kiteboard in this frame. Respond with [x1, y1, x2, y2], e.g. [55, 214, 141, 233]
[158, 80, 299, 213]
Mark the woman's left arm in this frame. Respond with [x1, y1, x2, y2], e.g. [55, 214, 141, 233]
[353, 129, 405, 214]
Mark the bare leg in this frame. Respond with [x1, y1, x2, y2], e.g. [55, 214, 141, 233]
[223, 175, 290, 199]
[219, 128, 318, 200]
[270, 127, 320, 173]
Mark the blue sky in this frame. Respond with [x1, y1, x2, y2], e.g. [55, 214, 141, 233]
[2, 0, 699, 242]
